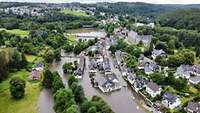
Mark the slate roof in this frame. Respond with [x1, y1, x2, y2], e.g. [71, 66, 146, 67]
[189, 76, 200, 84]
[163, 92, 178, 104]
[192, 65, 200, 75]
[185, 102, 200, 113]
[146, 82, 160, 92]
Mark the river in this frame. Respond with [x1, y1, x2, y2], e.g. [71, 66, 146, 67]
[38, 29, 147, 113]
[47, 52, 146, 113]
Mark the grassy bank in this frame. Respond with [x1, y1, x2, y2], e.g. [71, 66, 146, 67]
[61, 8, 89, 17]
[0, 28, 29, 37]
[0, 70, 40, 113]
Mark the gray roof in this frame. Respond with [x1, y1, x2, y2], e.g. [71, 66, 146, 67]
[192, 65, 200, 74]
[147, 82, 160, 92]
[163, 92, 178, 104]
[189, 76, 200, 83]
[185, 102, 200, 113]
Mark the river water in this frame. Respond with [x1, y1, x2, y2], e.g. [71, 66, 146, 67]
[47, 54, 146, 113]
[38, 29, 147, 113]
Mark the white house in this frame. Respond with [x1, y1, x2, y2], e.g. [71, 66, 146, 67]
[175, 65, 192, 79]
[146, 82, 161, 97]
[185, 102, 200, 113]
[189, 76, 200, 84]
[151, 49, 166, 59]
[162, 92, 181, 109]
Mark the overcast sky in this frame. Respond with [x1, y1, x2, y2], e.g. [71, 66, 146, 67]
[0, 0, 200, 4]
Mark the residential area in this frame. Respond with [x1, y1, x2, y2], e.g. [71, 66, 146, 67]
[0, 1, 200, 113]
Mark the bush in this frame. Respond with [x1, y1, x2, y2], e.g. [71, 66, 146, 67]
[9, 77, 26, 99]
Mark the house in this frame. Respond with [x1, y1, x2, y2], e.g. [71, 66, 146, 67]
[151, 49, 166, 59]
[89, 59, 97, 73]
[28, 68, 41, 80]
[191, 65, 200, 76]
[175, 65, 192, 79]
[103, 58, 112, 75]
[138, 54, 160, 75]
[189, 76, 200, 84]
[115, 50, 123, 66]
[98, 73, 121, 93]
[185, 102, 200, 113]
[127, 74, 135, 85]
[121, 65, 128, 77]
[113, 59, 119, 68]
[96, 54, 104, 63]
[146, 82, 161, 97]
[133, 76, 148, 92]
[162, 92, 181, 109]
[127, 31, 152, 47]
[28, 62, 43, 81]
[75, 54, 85, 79]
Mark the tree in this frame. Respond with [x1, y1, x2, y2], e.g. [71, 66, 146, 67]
[81, 100, 94, 113]
[54, 49, 61, 61]
[74, 85, 85, 104]
[125, 55, 138, 69]
[9, 77, 26, 99]
[168, 39, 175, 51]
[21, 52, 28, 67]
[150, 73, 165, 85]
[125, 45, 142, 58]
[0, 50, 9, 81]
[173, 78, 188, 91]
[44, 48, 54, 63]
[70, 82, 78, 93]
[54, 89, 75, 113]
[64, 105, 79, 113]
[155, 42, 168, 52]
[68, 75, 78, 88]
[87, 106, 96, 113]
[62, 63, 74, 74]
[52, 72, 64, 93]
[42, 69, 53, 89]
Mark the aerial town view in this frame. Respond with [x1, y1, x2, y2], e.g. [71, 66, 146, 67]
[0, 0, 200, 113]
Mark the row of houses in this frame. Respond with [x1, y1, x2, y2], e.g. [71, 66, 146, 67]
[126, 75, 182, 110]
[1, 6, 44, 16]
[114, 49, 182, 110]
[114, 28, 200, 112]
[127, 31, 152, 47]
[175, 64, 200, 84]
[75, 53, 86, 79]
[87, 40, 122, 93]
[138, 54, 161, 75]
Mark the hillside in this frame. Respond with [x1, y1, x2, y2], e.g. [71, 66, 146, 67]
[158, 8, 200, 31]
[93, 2, 200, 21]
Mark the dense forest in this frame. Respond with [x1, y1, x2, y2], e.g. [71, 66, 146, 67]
[92, 2, 200, 21]
[0, 10, 96, 31]
[158, 8, 200, 31]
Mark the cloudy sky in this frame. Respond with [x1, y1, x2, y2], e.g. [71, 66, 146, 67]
[0, 0, 200, 4]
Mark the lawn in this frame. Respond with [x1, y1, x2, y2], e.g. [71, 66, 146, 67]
[64, 33, 77, 44]
[0, 70, 40, 113]
[0, 28, 29, 37]
[26, 55, 38, 63]
[68, 34, 77, 43]
[61, 8, 89, 17]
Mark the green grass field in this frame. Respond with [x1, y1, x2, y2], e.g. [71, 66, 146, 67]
[68, 34, 77, 44]
[61, 8, 89, 17]
[0, 28, 29, 37]
[0, 70, 40, 113]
